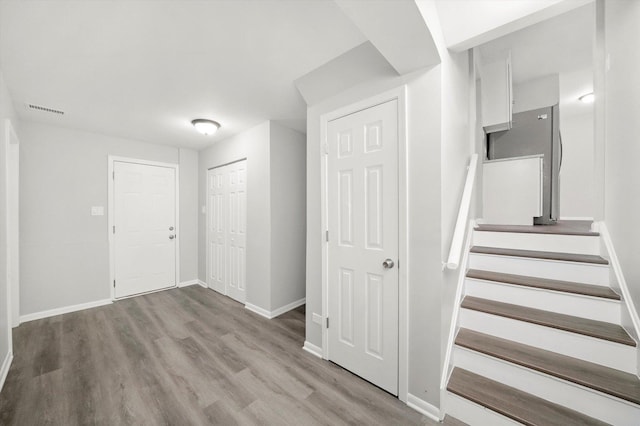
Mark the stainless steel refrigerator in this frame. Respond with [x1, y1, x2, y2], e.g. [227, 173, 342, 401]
[487, 105, 561, 225]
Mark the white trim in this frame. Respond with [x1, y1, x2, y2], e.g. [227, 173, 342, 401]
[5, 119, 19, 332]
[441, 220, 475, 390]
[445, 154, 478, 269]
[178, 280, 199, 288]
[599, 222, 640, 338]
[320, 86, 409, 402]
[197, 279, 208, 288]
[245, 298, 306, 320]
[302, 341, 323, 358]
[0, 351, 13, 393]
[406, 393, 441, 422]
[20, 299, 112, 323]
[559, 216, 595, 221]
[108, 156, 180, 300]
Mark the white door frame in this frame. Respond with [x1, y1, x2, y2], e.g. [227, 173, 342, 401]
[320, 86, 408, 402]
[5, 119, 19, 348]
[205, 158, 247, 297]
[108, 156, 180, 301]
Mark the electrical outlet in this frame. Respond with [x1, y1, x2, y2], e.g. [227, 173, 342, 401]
[91, 206, 104, 216]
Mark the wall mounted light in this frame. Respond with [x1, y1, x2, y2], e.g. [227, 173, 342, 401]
[579, 93, 594, 104]
[191, 119, 221, 135]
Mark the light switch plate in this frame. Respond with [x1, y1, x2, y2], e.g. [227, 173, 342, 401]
[91, 206, 104, 216]
[312, 313, 322, 325]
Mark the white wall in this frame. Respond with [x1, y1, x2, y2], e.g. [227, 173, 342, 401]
[179, 148, 199, 283]
[559, 112, 594, 217]
[603, 0, 640, 315]
[198, 121, 306, 313]
[304, 64, 445, 408]
[0, 70, 19, 385]
[269, 124, 306, 309]
[198, 121, 271, 309]
[513, 74, 559, 113]
[19, 121, 198, 316]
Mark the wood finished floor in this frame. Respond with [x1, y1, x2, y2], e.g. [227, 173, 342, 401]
[0, 286, 435, 425]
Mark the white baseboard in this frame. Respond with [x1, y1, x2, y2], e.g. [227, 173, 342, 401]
[197, 280, 208, 288]
[245, 297, 306, 320]
[20, 299, 112, 323]
[302, 341, 323, 358]
[600, 222, 640, 340]
[559, 216, 595, 221]
[178, 279, 199, 288]
[407, 393, 441, 422]
[0, 350, 13, 393]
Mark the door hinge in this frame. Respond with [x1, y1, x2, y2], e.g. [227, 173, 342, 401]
[323, 143, 329, 155]
[112, 225, 115, 234]
[326, 317, 329, 329]
[325, 230, 329, 242]
[113, 280, 116, 288]
[112, 171, 115, 180]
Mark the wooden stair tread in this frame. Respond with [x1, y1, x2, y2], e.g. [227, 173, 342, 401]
[447, 368, 609, 426]
[442, 414, 469, 426]
[475, 220, 599, 236]
[461, 296, 636, 346]
[466, 269, 620, 300]
[456, 328, 640, 406]
[470, 246, 609, 265]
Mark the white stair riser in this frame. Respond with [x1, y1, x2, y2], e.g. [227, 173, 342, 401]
[445, 392, 520, 426]
[468, 253, 610, 286]
[473, 231, 600, 255]
[460, 309, 637, 374]
[465, 279, 620, 323]
[454, 347, 640, 425]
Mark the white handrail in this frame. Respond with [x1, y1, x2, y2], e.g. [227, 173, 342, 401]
[444, 153, 479, 269]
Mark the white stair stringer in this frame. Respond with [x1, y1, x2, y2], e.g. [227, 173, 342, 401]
[465, 278, 620, 323]
[459, 308, 637, 374]
[445, 391, 521, 426]
[468, 253, 610, 286]
[454, 346, 640, 425]
[473, 231, 600, 255]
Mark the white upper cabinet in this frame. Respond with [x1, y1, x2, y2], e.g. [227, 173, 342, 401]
[481, 52, 513, 133]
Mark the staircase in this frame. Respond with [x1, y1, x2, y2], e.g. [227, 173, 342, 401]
[444, 221, 640, 425]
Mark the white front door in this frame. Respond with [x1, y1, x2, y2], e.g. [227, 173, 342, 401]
[114, 161, 177, 298]
[207, 160, 247, 303]
[327, 99, 399, 395]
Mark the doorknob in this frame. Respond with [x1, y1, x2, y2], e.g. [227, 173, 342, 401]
[169, 226, 174, 231]
[382, 258, 395, 269]
[169, 235, 175, 240]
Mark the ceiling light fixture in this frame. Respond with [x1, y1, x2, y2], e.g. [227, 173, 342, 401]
[191, 119, 221, 135]
[579, 93, 594, 104]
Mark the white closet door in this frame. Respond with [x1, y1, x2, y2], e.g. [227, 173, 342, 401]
[206, 160, 247, 303]
[114, 161, 176, 298]
[207, 168, 226, 294]
[327, 99, 399, 395]
[226, 161, 247, 303]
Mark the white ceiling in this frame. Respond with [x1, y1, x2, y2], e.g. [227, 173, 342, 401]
[0, 0, 366, 149]
[434, 0, 591, 51]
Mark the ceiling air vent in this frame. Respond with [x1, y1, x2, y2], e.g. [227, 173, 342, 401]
[25, 103, 65, 115]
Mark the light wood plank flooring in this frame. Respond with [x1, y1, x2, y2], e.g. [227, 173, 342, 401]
[0, 286, 435, 425]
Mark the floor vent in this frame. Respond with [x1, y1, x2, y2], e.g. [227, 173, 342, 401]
[25, 103, 65, 115]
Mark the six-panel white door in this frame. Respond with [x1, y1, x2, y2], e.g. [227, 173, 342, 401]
[114, 161, 177, 298]
[327, 99, 399, 395]
[207, 160, 247, 303]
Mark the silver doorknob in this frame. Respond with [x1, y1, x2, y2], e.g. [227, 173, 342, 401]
[383, 258, 395, 269]
[169, 235, 175, 240]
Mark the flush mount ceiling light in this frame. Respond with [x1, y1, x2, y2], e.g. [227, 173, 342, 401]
[191, 119, 221, 135]
[579, 93, 595, 104]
